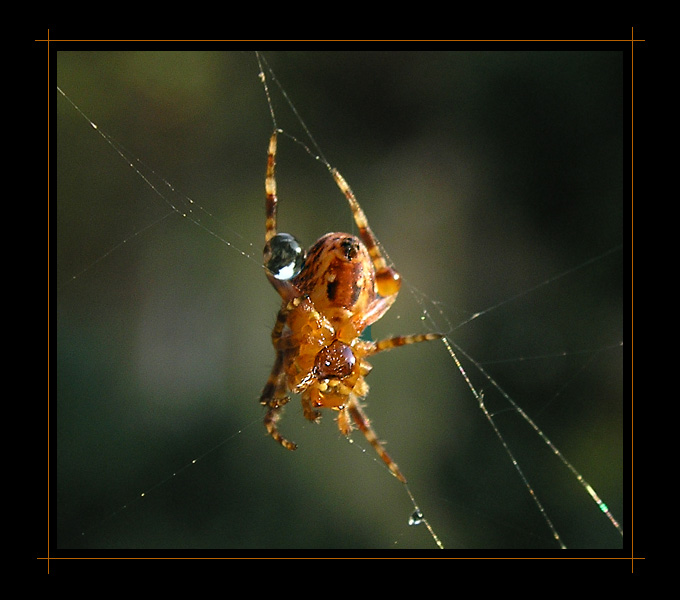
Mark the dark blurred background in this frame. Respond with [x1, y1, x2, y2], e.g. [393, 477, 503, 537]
[56, 49, 624, 550]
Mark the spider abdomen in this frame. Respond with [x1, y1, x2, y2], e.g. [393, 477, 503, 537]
[295, 233, 377, 320]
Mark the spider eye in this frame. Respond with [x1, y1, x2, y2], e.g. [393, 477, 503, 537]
[264, 233, 306, 280]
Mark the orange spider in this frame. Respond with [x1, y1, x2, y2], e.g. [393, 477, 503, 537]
[259, 131, 441, 483]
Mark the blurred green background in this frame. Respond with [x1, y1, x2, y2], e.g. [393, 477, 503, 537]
[56, 49, 624, 550]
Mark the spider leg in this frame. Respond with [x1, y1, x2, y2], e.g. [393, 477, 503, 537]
[340, 335, 441, 481]
[263, 131, 301, 302]
[260, 350, 297, 451]
[260, 303, 298, 451]
[331, 168, 401, 298]
[301, 390, 322, 423]
[367, 332, 443, 356]
[265, 131, 279, 244]
[353, 294, 398, 331]
[347, 397, 406, 483]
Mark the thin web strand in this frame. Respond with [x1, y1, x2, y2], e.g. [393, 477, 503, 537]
[409, 243, 624, 543]
[439, 335, 567, 548]
[454, 244, 623, 331]
[73, 419, 263, 544]
[57, 86, 260, 290]
[448, 337, 623, 536]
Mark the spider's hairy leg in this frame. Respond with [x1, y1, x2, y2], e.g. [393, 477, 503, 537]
[348, 399, 407, 483]
[331, 168, 401, 298]
[337, 407, 352, 436]
[300, 390, 322, 423]
[260, 351, 297, 451]
[263, 130, 299, 302]
[368, 332, 443, 356]
[260, 303, 297, 451]
[265, 131, 278, 244]
[340, 335, 441, 483]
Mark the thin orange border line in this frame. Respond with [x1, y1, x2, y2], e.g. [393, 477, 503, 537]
[630, 26, 635, 575]
[47, 27, 50, 576]
[37, 556, 644, 559]
[39, 38, 646, 42]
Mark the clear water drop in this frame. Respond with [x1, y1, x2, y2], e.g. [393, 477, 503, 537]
[264, 232, 305, 280]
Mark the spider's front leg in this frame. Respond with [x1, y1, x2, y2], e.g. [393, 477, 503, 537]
[263, 130, 305, 303]
[265, 131, 279, 245]
[331, 168, 402, 299]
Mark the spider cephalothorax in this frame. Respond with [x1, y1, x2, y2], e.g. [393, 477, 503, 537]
[260, 131, 440, 483]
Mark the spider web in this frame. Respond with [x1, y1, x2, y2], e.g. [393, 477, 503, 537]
[55, 49, 625, 552]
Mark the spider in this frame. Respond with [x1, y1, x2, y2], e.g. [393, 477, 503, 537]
[259, 131, 441, 483]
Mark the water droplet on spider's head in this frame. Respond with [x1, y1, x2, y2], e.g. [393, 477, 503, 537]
[409, 510, 424, 526]
[264, 233, 305, 280]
